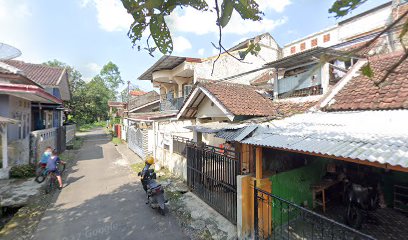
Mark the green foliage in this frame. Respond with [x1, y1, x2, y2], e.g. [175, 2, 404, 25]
[220, 0, 234, 28]
[99, 61, 124, 91]
[328, 0, 367, 18]
[10, 164, 36, 179]
[121, 0, 262, 55]
[44, 60, 121, 124]
[361, 63, 374, 78]
[78, 121, 106, 132]
[112, 137, 123, 145]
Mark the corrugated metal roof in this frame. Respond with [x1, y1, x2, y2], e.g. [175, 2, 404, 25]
[215, 125, 259, 142]
[241, 110, 408, 168]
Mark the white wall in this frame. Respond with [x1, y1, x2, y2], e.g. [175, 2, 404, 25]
[283, 4, 392, 57]
[194, 35, 281, 85]
[196, 98, 226, 118]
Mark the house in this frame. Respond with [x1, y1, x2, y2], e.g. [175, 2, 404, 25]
[236, 51, 408, 239]
[122, 91, 160, 156]
[3, 60, 71, 130]
[0, 61, 67, 178]
[135, 33, 283, 179]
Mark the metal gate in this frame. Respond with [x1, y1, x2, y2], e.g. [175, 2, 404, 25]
[186, 142, 241, 224]
[254, 185, 376, 240]
[128, 127, 145, 159]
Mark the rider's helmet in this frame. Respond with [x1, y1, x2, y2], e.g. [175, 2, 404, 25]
[145, 156, 154, 165]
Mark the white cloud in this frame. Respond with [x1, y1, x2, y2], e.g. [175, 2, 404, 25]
[167, 1, 288, 36]
[173, 36, 192, 54]
[81, 0, 133, 32]
[86, 62, 102, 74]
[198, 48, 205, 56]
[257, 0, 292, 13]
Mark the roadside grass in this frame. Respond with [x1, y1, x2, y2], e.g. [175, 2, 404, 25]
[111, 137, 122, 145]
[78, 121, 105, 132]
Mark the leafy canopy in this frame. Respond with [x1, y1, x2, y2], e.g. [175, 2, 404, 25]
[121, 0, 263, 55]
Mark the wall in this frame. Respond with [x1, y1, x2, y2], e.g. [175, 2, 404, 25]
[194, 36, 280, 85]
[8, 137, 29, 166]
[154, 119, 194, 180]
[30, 127, 57, 163]
[196, 98, 226, 118]
[269, 158, 327, 224]
[8, 96, 31, 141]
[283, 3, 393, 56]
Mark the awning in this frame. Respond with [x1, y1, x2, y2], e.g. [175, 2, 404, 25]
[241, 110, 408, 169]
[0, 83, 62, 104]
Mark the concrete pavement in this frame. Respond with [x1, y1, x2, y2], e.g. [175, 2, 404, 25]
[32, 128, 188, 240]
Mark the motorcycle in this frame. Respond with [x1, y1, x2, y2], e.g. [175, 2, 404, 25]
[138, 164, 168, 215]
[343, 180, 379, 229]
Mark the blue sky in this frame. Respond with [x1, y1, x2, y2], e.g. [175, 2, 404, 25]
[1, 0, 389, 92]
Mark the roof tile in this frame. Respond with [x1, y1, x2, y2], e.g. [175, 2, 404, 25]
[3, 60, 65, 86]
[203, 82, 315, 118]
[327, 51, 408, 111]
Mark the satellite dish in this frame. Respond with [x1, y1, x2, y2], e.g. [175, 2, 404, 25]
[0, 43, 22, 60]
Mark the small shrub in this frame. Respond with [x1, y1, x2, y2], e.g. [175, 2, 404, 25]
[10, 164, 36, 179]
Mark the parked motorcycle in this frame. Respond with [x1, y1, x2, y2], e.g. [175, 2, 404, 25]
[343, 179, 379, 229]
[138, 163, 167, 215]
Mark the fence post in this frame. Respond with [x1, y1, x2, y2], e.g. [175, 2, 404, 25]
[254, 180, 259, 239]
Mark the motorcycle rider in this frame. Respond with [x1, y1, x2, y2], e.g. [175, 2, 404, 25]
[141, 156, 155, 192]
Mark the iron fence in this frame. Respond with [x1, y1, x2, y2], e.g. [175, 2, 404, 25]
[173, 136, 191, 157]
[254, 186, 376, 240]
[187, 142, 241, 224]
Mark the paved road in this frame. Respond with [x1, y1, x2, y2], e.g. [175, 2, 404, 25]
[32, 128, 188, 240]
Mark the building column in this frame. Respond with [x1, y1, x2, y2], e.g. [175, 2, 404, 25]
[255, 147, 263, 179]
[1, 124, 8, 169]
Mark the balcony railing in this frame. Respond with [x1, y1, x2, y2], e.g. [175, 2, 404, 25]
[160, 97, 185, 111]
[128, 91, 160, 111]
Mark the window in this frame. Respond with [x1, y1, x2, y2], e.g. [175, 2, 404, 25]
[311, 38, 318, 47]
[300, 42, 306, 51]
[323, 34, 330, 43]
[183, 85, 193, 97]
[290, 46, 296, 54]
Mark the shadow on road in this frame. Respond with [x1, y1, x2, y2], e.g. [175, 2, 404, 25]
[33, 182, 187, 240]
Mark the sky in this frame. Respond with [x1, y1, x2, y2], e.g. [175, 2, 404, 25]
[0, 0, 390, 92]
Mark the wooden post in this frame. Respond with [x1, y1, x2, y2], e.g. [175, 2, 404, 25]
[256, 147, 262, 179]
[1, 124, 8, 169]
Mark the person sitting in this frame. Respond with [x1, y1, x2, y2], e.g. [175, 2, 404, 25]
[46, 150, 65, 189]
[39, 146, 52, 168]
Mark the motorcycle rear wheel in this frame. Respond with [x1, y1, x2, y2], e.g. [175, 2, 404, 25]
[345, 204, 363, 229]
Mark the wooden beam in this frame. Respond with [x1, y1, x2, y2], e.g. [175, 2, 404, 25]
[256, 147, 263, 179]
[266, 146, 408, 173]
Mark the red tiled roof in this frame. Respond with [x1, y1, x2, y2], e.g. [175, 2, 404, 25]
[130, 90, 146, 96]
[203, 83, 315, 117]
[326, 51, 408, 111]
[3, 60, 65, 86]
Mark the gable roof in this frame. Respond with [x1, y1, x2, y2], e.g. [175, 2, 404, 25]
[326, 51, 408, 111]
[4, 60, 66, 86]
[178, 82, 316, 120]
[138, 55, 201, 80]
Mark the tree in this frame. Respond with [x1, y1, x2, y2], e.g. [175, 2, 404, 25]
[121, 0, 263, 57]
[99, 61, 124, 91]
[43, 60, 124, 124]
[121, 0, 408, 57]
